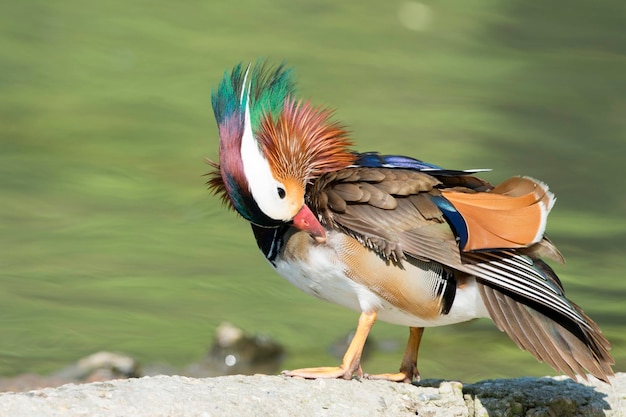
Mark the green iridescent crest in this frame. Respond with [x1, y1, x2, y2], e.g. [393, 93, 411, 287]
[211, 61, 296, 132]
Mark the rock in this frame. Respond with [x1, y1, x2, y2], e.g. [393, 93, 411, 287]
[53, 351, 141, 381]
[462, 376, 619, 417]
[0, 373, 624, 417]
[0, 352, 141, 392]
[186, 322, 285, 377]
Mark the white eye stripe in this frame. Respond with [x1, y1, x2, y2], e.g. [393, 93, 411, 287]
[240, 89, 295, 221]
[240, 64, 251, 105]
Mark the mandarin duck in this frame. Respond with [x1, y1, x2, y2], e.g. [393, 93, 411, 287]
[207, 62, 614, 383]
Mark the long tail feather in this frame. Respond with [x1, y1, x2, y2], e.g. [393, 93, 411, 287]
[477, 260, 614, 383]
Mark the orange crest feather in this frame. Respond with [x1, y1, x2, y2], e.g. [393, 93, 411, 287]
[257, 97, 356, 184]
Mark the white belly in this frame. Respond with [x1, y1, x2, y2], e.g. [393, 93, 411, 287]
[272, 231, 490, 328]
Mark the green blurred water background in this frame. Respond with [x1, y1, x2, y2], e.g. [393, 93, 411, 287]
[1, 0, 625, 382]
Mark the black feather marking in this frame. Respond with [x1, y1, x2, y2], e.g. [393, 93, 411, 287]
[438, 268, 457, 315]
[251, 224, 288, 266]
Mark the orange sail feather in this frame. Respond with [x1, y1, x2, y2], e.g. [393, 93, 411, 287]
[441, 177, 554, 251]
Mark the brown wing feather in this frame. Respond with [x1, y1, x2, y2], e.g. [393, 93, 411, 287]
[308, 167, 613, 381]
[310, 168, 565, 272]
[311, 167, 446, 262]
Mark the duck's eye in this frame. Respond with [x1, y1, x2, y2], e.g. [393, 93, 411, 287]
[277, 187, 286, 199]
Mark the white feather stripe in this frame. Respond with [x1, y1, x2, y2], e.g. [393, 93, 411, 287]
[497, 250, 534, 264]
[465, 266, 584, 329]
[521, 176, 555, 245]
[461, 258, 590, 330]
[533, 203, 549, 246]
[465, 261, 564, 309]
[461, 254, 574, 313]
[240, 64, 251, 104]
[465, 259, 568, 309]
[480, 252, 565, 295]
[470, 252, 566, 298]
[239, 82, 295, 221]
[473, 253, 558, 290]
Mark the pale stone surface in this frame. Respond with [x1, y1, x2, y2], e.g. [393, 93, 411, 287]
[0, 373, 624, 417]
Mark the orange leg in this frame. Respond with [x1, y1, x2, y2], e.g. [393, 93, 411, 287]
[282, 311, 377, 380]
[367, 327, 424, 383]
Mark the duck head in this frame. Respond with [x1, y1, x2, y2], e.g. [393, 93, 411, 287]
[207, 62, 355, 242]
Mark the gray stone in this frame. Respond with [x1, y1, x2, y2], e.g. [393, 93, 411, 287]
[0, 373, 624, 417]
